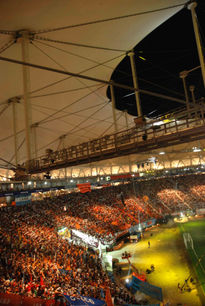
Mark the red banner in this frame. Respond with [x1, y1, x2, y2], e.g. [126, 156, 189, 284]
[110, 174, 135, 180]
[0, 293, 63, 305]
[105, 288, 113, 306]
[77, 183, 91, 193]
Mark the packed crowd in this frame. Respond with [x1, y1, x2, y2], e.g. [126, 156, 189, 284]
[0, 173, 205, 303]
[0, 203, 138, 304]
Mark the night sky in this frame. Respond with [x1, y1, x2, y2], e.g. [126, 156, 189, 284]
[107, 0, 205, 118]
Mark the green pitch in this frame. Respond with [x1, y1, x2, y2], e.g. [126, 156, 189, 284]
[179, 218, 205, 296]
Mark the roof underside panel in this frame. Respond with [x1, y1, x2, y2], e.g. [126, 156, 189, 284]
[0, 0, 185, 169]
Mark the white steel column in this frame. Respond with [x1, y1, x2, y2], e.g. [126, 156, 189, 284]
[124, 111, 132, 173]
[180, 71, 190, 113]
[189, 85, 197, 119]
[110, 84, 118, 133]
[21, 31, 33, 165]
[59, 134, 67, 177]
[10, 97, 20, 166]
[188, 2, 205, 87]
[128, 51, 142, 117]
[189, 85, 196, 106]
[32, 123, 38, 159]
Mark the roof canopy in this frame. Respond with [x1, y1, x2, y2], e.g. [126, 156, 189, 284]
[0, 0, 185, 170]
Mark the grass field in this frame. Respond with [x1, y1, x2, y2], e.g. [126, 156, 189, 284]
[179, 217, 205, 296]
[104, 221, 203, 305]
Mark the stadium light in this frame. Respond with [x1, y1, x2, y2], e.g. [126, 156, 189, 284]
[192, 147, 201, 152]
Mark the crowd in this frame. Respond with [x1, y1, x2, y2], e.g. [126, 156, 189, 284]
[0, 173, 205, 303]
[0, 195, 139, 304]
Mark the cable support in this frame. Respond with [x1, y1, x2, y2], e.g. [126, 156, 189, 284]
[32, 41, 109, 104]
[0, 48, 112, 105]
[34, 39, 125, 74]
[0, 129, 24, 143]
[138, 77, 185, 97]
[34, 41, 186, 101]
[36, 84, 106, 125]
[37, 104, 111, 153]
[0, 165, 14, 170]
[0, 55, 186, 122]
[58, 102, 110, 138]
[41, 109, 114, 130]
[28, 48, 124, 96]
[37, 113, 125, 156]
[35, 36, 126, 53]
[36, 40, 184, 98]
[31, 41, 66, 71]
[32, 101, 103, 115]
[0, 39, 15, 54]
[39, 125, 98, 140]
[0, 55, 139, 91]
[8, 138, 25, 165]
[0, 104, 9, 117]
[100, 113, 123, 136]
[0, 157, 16, 168]
[37, 125, 63, 135]
[187, 65, 201, 74]
[32, 102, 110, 126]
[139, 89, 186, 104]
[30, 84, 102, 99]
[32, 3, 186, 34]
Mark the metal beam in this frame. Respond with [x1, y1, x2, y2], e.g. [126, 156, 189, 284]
[188, 2, 205, 87]
[0, 55, 186, 104]
[20, 31, 33, 166]
[128, 51, 142, 117]
[110, 85, 118, 133]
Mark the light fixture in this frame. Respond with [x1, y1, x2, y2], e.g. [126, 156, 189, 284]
[192, 147, 201, 152]
[159, 151, 165, 155]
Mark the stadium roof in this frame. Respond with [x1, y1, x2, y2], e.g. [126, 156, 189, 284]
[0, 0, 202, 175]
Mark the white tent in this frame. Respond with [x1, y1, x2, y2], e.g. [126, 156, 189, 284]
[0, 0, 188, 175]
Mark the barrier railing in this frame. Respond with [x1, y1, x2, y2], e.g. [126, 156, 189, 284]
[27, 104, 205, 173]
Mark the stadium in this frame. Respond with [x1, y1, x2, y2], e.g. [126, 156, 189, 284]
[0, 0, 205, 305]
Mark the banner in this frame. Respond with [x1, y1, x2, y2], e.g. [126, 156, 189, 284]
[72, 229, 99, 248]
[15, 192, 31, 206]
[64, 294, 105, 305]
[0, 293, 56, 305]
[110, 174, 133, 180]
[77, 183, 91, 193]
[196, 208, 205, 215]
[128, 275, 163, 302]
[105, 288, 113, 306]
[129, 219, 156, 234]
